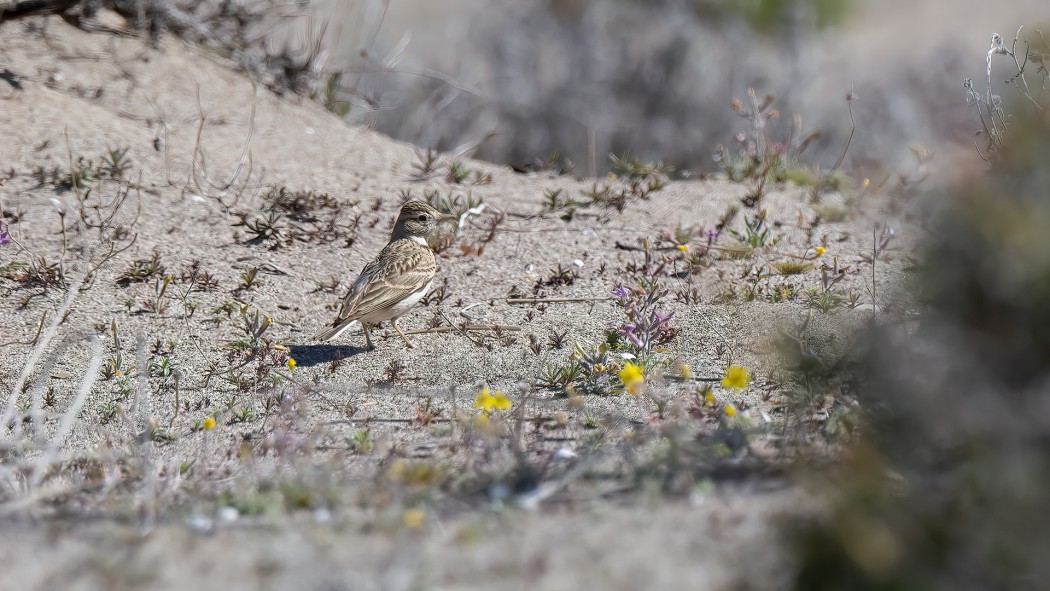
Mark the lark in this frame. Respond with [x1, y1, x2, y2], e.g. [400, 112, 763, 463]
[313, 200, 452, 349]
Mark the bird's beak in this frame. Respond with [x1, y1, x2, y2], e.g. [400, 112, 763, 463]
[439, 213, 458, 223]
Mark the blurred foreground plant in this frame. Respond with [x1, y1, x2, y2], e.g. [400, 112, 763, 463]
[787, 86, 1050, 590]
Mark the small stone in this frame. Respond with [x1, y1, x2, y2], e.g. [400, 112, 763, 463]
[216, 506, 239, 523]
[554, 447, 577, 460]
[185, 515, 213, 534]
[52, 370, 71, 379]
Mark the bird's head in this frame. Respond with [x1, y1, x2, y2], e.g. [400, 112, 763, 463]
[392, 200, 455, 241]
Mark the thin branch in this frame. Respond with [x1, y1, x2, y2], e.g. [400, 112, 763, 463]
[3, 268, 89, 431]
[0, 311, 47, 348]
[829, 90, 856, 173]
[507, 297, 611, 304]
[436, 310, 489, 348]
[401, 324, 521, 336]
[30, 335, 104, 489]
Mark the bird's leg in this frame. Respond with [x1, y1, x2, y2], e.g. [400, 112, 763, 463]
[361, 323, 375, 350]
[391, 318, 414, 349]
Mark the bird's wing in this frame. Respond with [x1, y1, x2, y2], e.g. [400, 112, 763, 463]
[335, 240, 436, 322]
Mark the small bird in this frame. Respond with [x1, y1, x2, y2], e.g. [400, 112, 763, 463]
[313, 200, 453, 349]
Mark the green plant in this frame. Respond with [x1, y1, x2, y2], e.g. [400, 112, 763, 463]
[228, 406, 257, 424]
[538, 280, 677, 396]
[426, 190, 481, 220]
[580, 182, 625, 211]
[0, 256, 66, 290]
[771, 261, 813, 275]
[541, 188, 580, 218]
[101, 320, 124, 380]
[411, 147, 440, 180]
[350, 429, 373, 453]
[610, 152, 670, 189]
[730, 212, 778, 249]
[537, 362, 583, 391]
[142, 274, 174, 314]
[238, 267, 262, 291]
[212, 304, 288, 392]
[149, 355, 179, 380]
[64, 156, 100, 189]
[383, 359, 405, 382]
[97, 401, 118, 425]
[243, 210, 284, 242]
[446, 161, 470, 184]
[117, 250, 166, 285]
[101, 146, 132, 179]
[804, 257, 858, 312]
[715, 90, 828, 205]
[320, 73, 350, 117]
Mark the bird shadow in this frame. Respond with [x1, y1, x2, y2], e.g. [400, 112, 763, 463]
[288, 344, 368, 368]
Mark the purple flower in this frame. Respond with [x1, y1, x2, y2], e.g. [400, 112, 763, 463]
[704, 228, 720, 243]
[612, 285, 630, 299]
[0, 221, 9, 246]
[651, 309, 672, 326]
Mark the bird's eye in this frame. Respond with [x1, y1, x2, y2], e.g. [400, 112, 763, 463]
[418, 214, 428, 221]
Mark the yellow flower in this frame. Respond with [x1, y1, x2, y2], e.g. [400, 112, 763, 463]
[704, 389, 716, 406]
[492, 390, 511, 410]
[862, 177, 871, 188]
[202, 416, 216, 430]
[475, 387, 494, 410]
[814, 246, 826, 257]
[618, 362, 644, 395]
[724, 403, 738, 417]
[474, 387, 512, 412]
[678, 362, 692, 380]
[721, 365, 751, 390]
[676, 244, 688, 252]
[403, 508, 425, 528]
[286, 358, 297, 372]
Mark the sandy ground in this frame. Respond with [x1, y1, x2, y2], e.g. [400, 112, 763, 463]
[0, 17, 915, 590]
[0, 490, 804, 591]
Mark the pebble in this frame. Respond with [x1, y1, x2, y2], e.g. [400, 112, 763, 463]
[184, 515, 213, 534]
[216, 506, 240, 523]
[554, 447, 577, 460]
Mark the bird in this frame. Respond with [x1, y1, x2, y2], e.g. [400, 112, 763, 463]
[313, 200, 453, 349]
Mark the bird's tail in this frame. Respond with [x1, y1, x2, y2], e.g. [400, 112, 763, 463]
[312, 319, 358, 342]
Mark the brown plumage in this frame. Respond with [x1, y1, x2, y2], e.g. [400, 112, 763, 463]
[313, 200, 452, 349]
